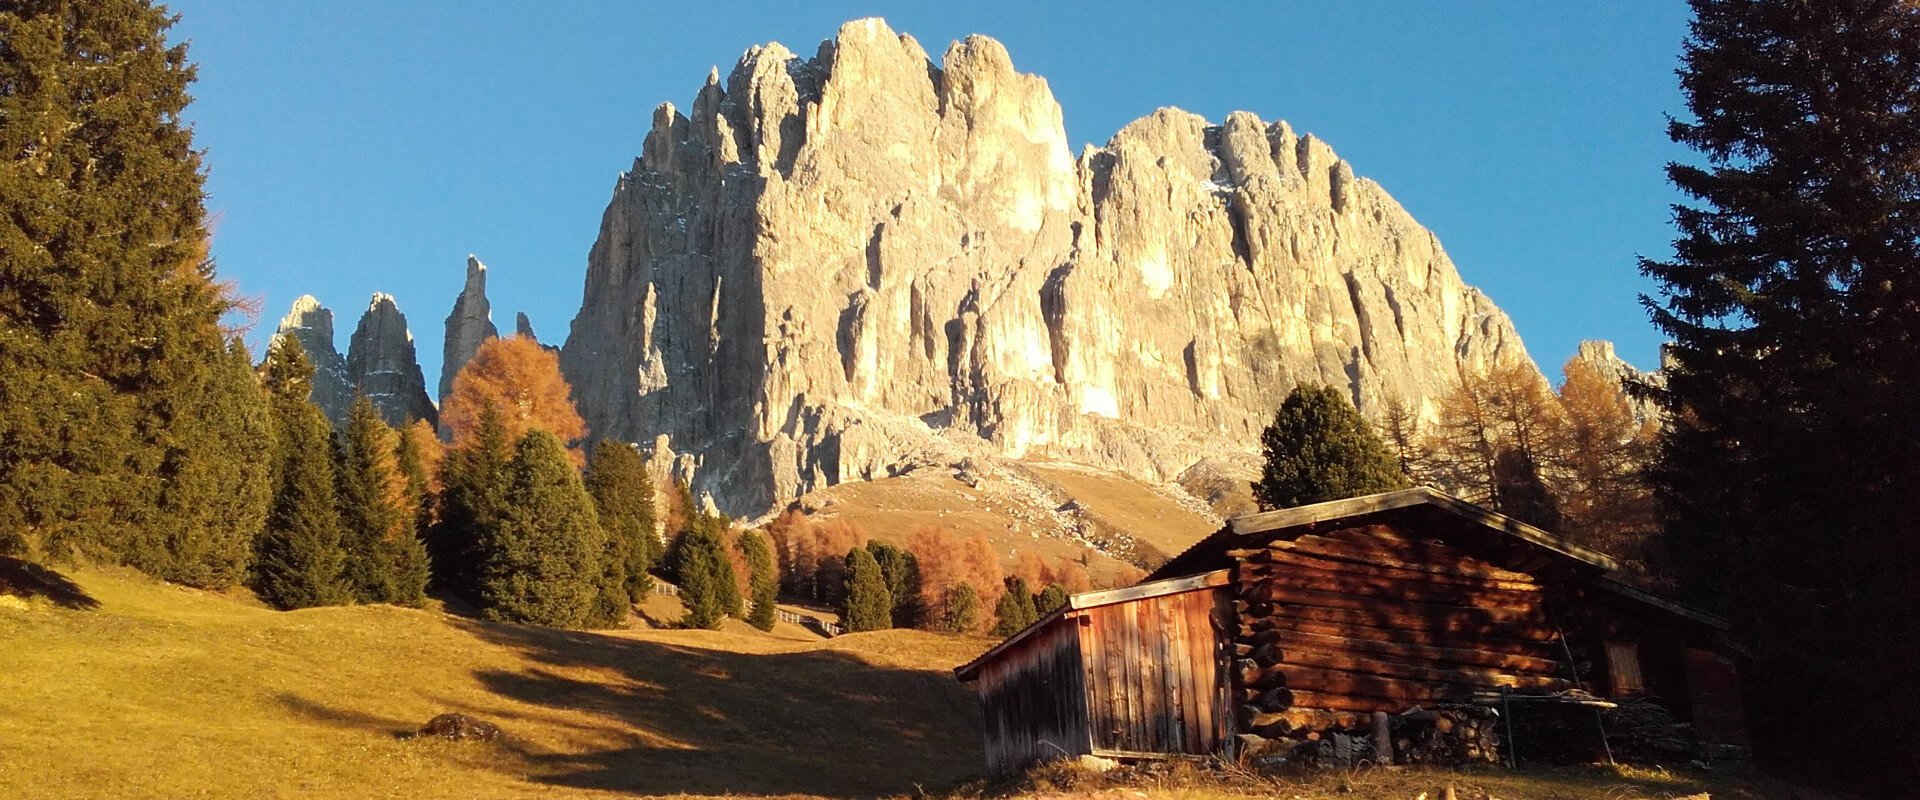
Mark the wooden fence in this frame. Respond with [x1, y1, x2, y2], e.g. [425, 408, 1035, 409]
[650, 581, 842, 637]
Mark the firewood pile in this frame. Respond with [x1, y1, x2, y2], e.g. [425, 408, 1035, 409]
[1389, 705, 1503, 765]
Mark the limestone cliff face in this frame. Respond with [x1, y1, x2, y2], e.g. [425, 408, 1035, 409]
[440, 255, 498, 399]
[561, 18, 1536, 516]
[273, 295, 353, 425]
[347, 294, 439, 428]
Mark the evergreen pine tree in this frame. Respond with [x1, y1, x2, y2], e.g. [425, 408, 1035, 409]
[392, 420, 439, 602]
[143, 339, 272, 588]
[252, 336, 349, 610]
[840, 547, 892, 632]
[671, 510, 733, 630]
[337, 396, 405, 603]
[1036, 584, 1068, 614]
[0, 1, 266, 581]
[431, 404, 511, 602]
[1640, 2, 1920, 789]
[478, 430, 606, 628]
[584, 441, 660, 601]
[740, 529, 778, 632]
[943, 583, 980, 634]
[990, 577, 1040, 636]
[1254, 385, 1409, 510]
[864, 541, 922, 628]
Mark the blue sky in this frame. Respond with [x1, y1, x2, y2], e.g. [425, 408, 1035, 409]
[168, 1, 1692, 395]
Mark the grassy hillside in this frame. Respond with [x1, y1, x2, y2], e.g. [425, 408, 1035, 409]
[0, 560, 989, 799]
[0, 559, 1825, 800]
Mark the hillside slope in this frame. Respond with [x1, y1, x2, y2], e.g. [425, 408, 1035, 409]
[0, 562, 987, 799]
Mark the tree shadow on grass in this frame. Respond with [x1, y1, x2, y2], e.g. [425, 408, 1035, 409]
[462, 621, 984, 798]
[282, 619, 985, 798]
[0, 556, 99, 610]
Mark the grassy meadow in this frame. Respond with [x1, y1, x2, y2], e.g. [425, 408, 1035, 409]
[0, 559, 1829, 800]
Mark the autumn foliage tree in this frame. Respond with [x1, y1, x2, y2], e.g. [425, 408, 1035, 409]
[440, 335, 586, 452]
[908, 527, 1003, 632]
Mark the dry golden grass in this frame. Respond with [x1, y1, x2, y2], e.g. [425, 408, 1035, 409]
[0, 560, 992, 799]
[0, 560, 1828, 800]
[995, 759, 1831, 800]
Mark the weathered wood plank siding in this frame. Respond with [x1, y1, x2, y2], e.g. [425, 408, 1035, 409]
[974, 615, 1090, 776]
[1232, 523, 1570, 733]
[1079, 586, 1229, 756]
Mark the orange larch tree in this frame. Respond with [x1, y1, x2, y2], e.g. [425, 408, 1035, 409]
[440, 335, 587, 453]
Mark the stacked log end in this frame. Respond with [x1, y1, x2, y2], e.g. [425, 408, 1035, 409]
[1228, 524, 1567, 766]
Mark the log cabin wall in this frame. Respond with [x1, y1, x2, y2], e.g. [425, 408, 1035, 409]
[972, 615, 1091, 776]
[1076, 586, 1231, 758]
[1229, 522, 1574, 738]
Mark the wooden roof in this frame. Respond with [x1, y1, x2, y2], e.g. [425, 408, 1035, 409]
[952, 570, 1229, 682]
[1149, 487, 1620, 581]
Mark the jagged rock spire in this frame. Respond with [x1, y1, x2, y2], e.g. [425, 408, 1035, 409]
[440, 254, 498, 398]
[348, 294, 439, 428]
[272, 295, 353, 424]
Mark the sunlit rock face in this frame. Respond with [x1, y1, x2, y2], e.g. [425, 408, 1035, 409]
[561, 18, 1536, 516]
[440, 255, 499, 400]
[274, 295, 353, 425]
[347, 294, 438, 428]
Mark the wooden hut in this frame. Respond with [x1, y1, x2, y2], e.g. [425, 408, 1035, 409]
[954, 487, 1747, 774]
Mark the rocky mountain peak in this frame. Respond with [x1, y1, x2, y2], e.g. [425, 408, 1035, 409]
[440, 254, 499, 399]
[272, 295, 353, 424]
[348, 294, 438, 428]
[560, 19, 1539, 517]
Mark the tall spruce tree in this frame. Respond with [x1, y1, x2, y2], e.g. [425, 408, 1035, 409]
[0, 1, 268, 581]
[942, 583, 980, 634]
[740, 529, 779, 632]
[990, 577, 1040, 637]
[393, 419, 439, 597]
[840, 547, 892, 632]
[336, 396, 424, 605]
[864, 541, 921, 628]
[584, 441, 660, 601]
[671, 509, 734, 630]
[1641, 1, 1920, 790]
[478, 430, 606, 628]
[144, 339, 272, 588]
[252, 336, 349, 610]
[1254, 385, 1410, 510]
[431, 404, 511, 602]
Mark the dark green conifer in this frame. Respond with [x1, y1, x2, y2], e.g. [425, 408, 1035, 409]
[143, 340, 272, 588]
[943, 583, 980, 634]
[478, 430, 606, 628]
[252, 336, 349, 610]
[1640, 2, 1920, 790]
[337, 397, 401, 603]
[671, 509, 734, 630]
[990, 577, 1040, 637]
[1036, 584, 1068, 614]
[431, 405, 511, 602]
[0, 1, 267, 581]
[840, 547, 892, 632]
[740, 529, 778, 632]
[865, 541, 922, 628]
[584, 441, 659, 601]
[1254, 385, 1410, 510]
